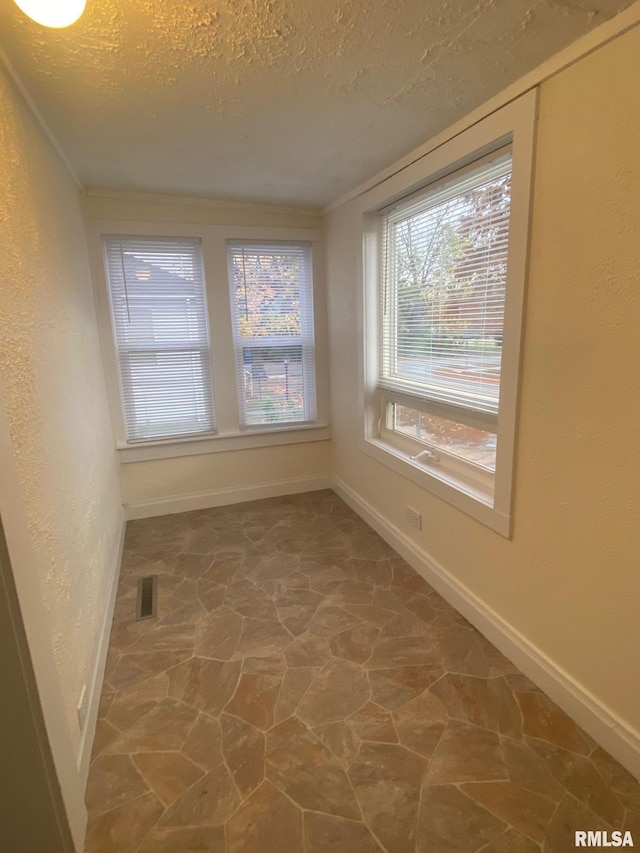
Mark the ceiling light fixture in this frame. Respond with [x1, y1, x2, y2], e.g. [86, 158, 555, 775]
[13, 0, 86, 28]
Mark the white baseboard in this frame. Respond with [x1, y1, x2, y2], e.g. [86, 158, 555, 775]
[332, 475, 640, 781]
[124, 474, 333, 521]
[76, 513, 126, 782]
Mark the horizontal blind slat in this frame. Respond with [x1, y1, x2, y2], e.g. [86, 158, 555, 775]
[104, 236, 215, 442]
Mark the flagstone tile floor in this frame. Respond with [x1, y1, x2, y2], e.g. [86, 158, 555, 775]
[85, 490, 640, 852]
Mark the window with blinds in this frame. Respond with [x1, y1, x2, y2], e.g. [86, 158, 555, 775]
[103, 237, 215, 442]
[227, 241, 316, 428]
[378, 149, 512, 473]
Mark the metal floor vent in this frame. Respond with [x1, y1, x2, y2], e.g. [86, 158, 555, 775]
[136, 575, 158, 620]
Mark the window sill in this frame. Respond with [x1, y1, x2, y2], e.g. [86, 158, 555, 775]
[363, 436, 511, 537]
[118, 423, 331, 463]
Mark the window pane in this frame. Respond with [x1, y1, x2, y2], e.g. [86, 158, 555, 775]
[227, 242, 316, 427]
[104, 237, 215, 442]
[393, 404, 497, 471]
[381, 153, 512, 418]
[241, 345, 304, 425]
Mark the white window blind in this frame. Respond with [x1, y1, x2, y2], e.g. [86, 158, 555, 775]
[380, 150, 512, 429]
[103, 236, 215, 442]
[227, 241, 316, 427]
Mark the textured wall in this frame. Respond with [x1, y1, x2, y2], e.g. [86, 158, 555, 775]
[325, 25, 640, 737]
[0, 66, 123, 758]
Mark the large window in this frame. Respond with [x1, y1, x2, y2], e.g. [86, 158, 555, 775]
[227, 241, 316, 428]
[103, 237, 214, 442]
[362, 94, 535, 535]
[97, 226, 325, 456]
[379, 151, 512, 492]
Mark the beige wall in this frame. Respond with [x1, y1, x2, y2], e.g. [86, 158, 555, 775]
[83, 194, 330, 510]
[325, 25, 640, 741]
[0, 63, 123, 779]
[121, 441, 331, 509]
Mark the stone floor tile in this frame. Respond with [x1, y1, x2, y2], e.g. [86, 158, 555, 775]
[224, 672, 281, 730]
[274, 666, 316, 722]
[200, 556, 242, 586]
[284, 632, 333, 667]
[417, 785, 506, 853]
[195, 608, 243, 659]
[297, 658, 370, 726]
[85, 492, 640, 853]
[242, 654, 288, 676]
[391, 562, 433, 595]
[167, 656, 241, 717]
[348, 701, 397, 743]
[226, 781, 303, 853]
[480, 828, 541, 852]
[159, 763, 240, 827]
[461, 781, 556, 842]
[106, 698, 198, 754]
[329, 622, 379, 664]
[426, 720, 508, 784]
[528, 738, 625, 825]
[106, 673, 168, 731]
[307, 604, 363, 638]
[421, 620, 491, 676]
[501, 736, 565, 802]
[430, 672, 522, 737]
[266, 717, 361, 818]
[349, 742, 427, 853]
[366, 635, 439, 669]
[368, 664, 443, 710]
[275, 587, 325, 635]
[329, 580, 375, 607]
[182, 713, 223, 772]
[233, 616, 293, 658]
[196, 578, 226, 613]
[304, 812, 383, 852]
[589, 747, 640, 814]
[342, 603, 396, 629]
[137, 825, 225, 852]
[108, 650, 191, 692]
[85, 792, 164, 853]
[543, 794, 614, 853]
[313, 720, 361, 767]
[225, 579, 280, 621]
[516, 692, 595, 754]
[342, 557, 393, 587]
[304, 563, 348, 594]
[132, 752, 205, 807]
[392, 690, 448, 758]
[85, 754, 150, 816]
[220, 713, 265, 798]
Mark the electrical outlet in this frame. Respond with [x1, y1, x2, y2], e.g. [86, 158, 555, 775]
[406, 506, 422, 530]
[77, 684, 88, 732]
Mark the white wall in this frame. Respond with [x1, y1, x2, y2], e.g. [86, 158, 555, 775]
[325, 24, 640, 769]
[0, 62, 123, 845]
[83, 192, 331, 515]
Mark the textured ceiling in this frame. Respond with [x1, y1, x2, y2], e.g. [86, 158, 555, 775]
[0, 0, 634, 207]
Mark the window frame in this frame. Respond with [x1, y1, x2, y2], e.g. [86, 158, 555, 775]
[358, 91, 537, 537]
[226, 239, 317, 430]
[102, 235, 216, 444]
[88, 222, 328, 461]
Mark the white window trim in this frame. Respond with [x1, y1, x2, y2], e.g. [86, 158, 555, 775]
[357, 90, 538, 538]
[88, 222, 328, 462]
